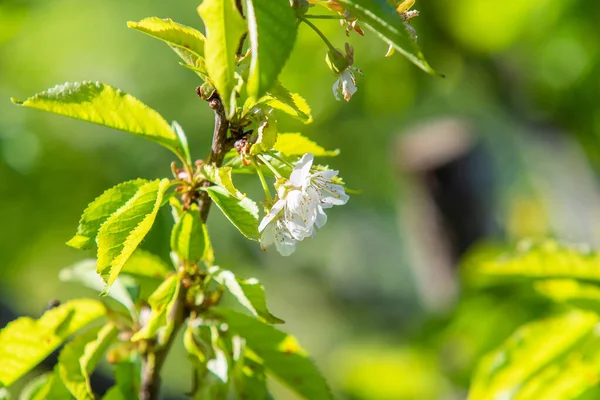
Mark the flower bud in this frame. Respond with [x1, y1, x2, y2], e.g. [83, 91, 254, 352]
[325, 47, 350, 74]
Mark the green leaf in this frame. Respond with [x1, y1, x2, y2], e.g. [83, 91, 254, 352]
[213, 308, 332, 400]
[245, 0, 297, 99]
[212, 268, 284, 324]
[58, 324, 119, 400]
[204, 186, 260, 241]
[102, 362, 140, 400]
[267, 82, 312, 123]
[127, 17, 207, 78]
[59, 259, 136, 317]
[131, 274, 180, 342]
[202, 165, 243, 198]
[172, 121, 192, 165]
[21, 370, 72, 400]
[197, 0, 247, 118]
[12, 82, 186, 159]
[469, 310, 600, 400]
[171, 204, 208, 265]
[18, 373, 51, 400]
[534, 279, 600, 313]
[250, 118, 278, 155]
[0, 299, 106, 387]
[97, 179, 171, 291]
[67, 179, 149, 250]
[233, 353, 269, 400]
[463, 240, 600, 287]
[274, 133, 339, 157]
[335, 0, 440, 76]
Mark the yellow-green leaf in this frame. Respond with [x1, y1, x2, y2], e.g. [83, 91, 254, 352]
[171, 204, 209, 265]
[250, 118, 278, 155]
[336, 0, 440, 76]
[469, 310, 600, 400]
[0, 299, 106, 387]
[67, 179, 149, 250]
[274, 133, 339, 157]
[58, 324, 118, 400]
[202, 165, 243, 198]
[246, 0, 297, 99]
[213, 308, 332, 400]
[204, 186, 260, 241]
[127, 17, 206, 76]
[97, 179, 171, 291]
[12, 82, 186, 159]
[197, 0, 247, 118]
[267, 82, 312, 124]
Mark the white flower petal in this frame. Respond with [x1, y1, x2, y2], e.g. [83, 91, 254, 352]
[332, 79, 341, 101]
[259, 222, 276, 249]
[340, 70, 357, 102]
[315, 169, 338, 180]
[289, 153, 314, 188]
[315, 205, 328, 229]
[321, 183, 349, 207]
[274, 220, 296, 256]
[258, 199, 285, 232]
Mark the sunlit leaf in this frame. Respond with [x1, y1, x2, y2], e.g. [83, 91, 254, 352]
[201, 165, 243, 198]
[469, 310, 600, 400]
[245, 0, 297, 99]
[274, 133, 339, 157]
[171, 121, 192, 165]
[171, 204, 209, 265]
[121, 249, 173, 280]
[213, 308, 332, 400]
[12, 82, 186, 159]
[197, 0, 247, 118]
[58, 324, 118, 400]
[335, 0, 440, 76]
[97, 179, 171, 291]
[534, 279, 600, 313]
[67, 179, 149, 250]
[127, 17, 206, 78]
[204, 186, 260, 241]
[250, 118, 278, 155]
[212, 268, 284, 324]
[17, 373, 51, 400]
[0, 299, 105, 387]
[267, 82, 312, 123]
[131, 274, 180, 342]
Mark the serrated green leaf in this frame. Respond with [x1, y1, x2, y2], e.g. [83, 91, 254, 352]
[213, 308, 332, 400]
[336, 0, 440, 76]
[131, 274, 180, 342]
[12, 82, 186, 159]
[274, 133, 339, 157]
[212, 268, 283, 324]
[67, 179, 149, 250]
[234, 353, 269, 400]
[204, 186, 260, 241]
[246, 0, 297, 99]
[469, 310, 600, 400]
[171, 121, 192, 165]
[97, 179, 171, 291]
[197, 0, 247, 118]
[171, 204, 208, 265]
[267, 82, 312, 123]
[127, 17, 207, 78]
[202, 165, 243, 198]
[250, 118, 278, 155]
[58, 324, 118, 400]
[59, 259, 136, 317]
[0, 299, 105, 387]
[101, 362, 140, 400]
[464, 240, 600, 287]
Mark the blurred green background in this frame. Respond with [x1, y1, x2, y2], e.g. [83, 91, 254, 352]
[1, 0, 600, 398]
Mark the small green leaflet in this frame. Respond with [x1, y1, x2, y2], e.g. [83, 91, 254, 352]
[211, 267, 284, 324]
[469, 310, 600, 400]
[171, 121, 192, 165]
[201, 165, 243, 198]
[197, 0, 247, 118]
[15, 373, 51, 400]
[250, 118, 278, 155]
[0, 299, 106, 387]
[121, 249, 173, 280]
[245, 0, 297, 99]
[12, 82, 187, 160]
[336, 0, 440, 76]
[274, 133, 339, 157]
[204, 186, 260, 241]
[58, 324, 118, 400]
[131, 274, 180, 342]
[97, 179, 171, 291]
[127, 17, 206, 78]
[101, 362, 140, 400]
[267, 82, 312, 124]
[213, 308, 333, 400]
[67, 179, 149, 250]
[171, 204, 209, 265]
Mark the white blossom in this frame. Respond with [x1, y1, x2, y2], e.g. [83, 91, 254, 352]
[258, 199, 297, 256]
[332, 68, 361, 102]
